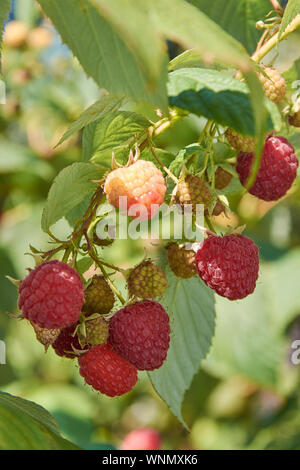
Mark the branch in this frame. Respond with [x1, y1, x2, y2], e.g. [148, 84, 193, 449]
[269, 0, 282, 12]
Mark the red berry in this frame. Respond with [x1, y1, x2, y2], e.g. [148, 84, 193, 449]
[104, 160, 166, 219]
[196, 234, 259, 300]
[52, 322, 87, 359]
[236, 136, 298, 201]
[78, 344, 137, 397]
[121, 428, 162, 450]
[109, 300, 170, 371]
[18, 260, 84, 329]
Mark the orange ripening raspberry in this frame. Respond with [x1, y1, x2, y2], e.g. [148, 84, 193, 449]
[104, 160, 166, 219]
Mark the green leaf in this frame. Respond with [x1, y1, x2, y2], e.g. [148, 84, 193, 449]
[0, 392, 80, 450]
[169, 49, 228, 72]
[188, 0, 272, 54]
[169, 144, 203, 176]
[168, 68, 277, 136]
[282, 57, 300, 94]
[140, 147, 175, 170]
[65, 194, 92, 228]
[76, 256, 94, 276]
[149, 269, 216, 427]
[56, 94, 126, 147]
[0, 1, 11, 73]
[278, 0, 300, 40]
[83, 111, 150, 163]
[264, 249, 300, 333]
[203, 281, 284, 388]
[37, 0, 168, 109]
[151, 0, 249, 67]
[41, 162, 106, 232]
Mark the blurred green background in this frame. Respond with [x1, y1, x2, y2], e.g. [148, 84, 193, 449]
[1, 0, 300, 450]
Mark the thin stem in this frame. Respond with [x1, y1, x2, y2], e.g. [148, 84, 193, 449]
[204, 215, 217, 234]
[269, 0, 282, 12]
[198, 120, 213, 145]
[88, 249, 126, 304]
[99, 264, 126, 305]
[62, 246, 72, 263]
[98, 258, 126, 273]
[252, 15, 300, 63]
[149, 144, 178, 184]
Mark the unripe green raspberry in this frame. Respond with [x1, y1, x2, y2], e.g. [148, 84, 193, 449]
[128, 261, 167, 299]
[175, 174, 223, 215]
[214, 166, 233, 190]
[175, 175, 212, 212]
[81, 316, 109, 346]
[83, 275, 115, 315]
[225, 128, 256, 153]
[167, 243, 197, 279]
[289, 100, 300, 127]
[31, 322, 60, 350]
[259, 66, 286, 103]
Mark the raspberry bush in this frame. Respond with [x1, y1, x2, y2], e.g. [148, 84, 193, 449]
[3, 0, 300, 441]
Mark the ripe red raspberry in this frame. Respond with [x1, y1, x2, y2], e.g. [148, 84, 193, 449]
[259, 66, 286, 103]
[18, 260, 84, 329]
[83, 275, 115, 315]
[121, 428, 162, 450]
[214, 166, 233, 190]
[236, 136, 298, 201]
[31, 322, 60, 351]
[225, 128, 256, 153]
[128, 261, 167, 299]
[109, 300, 170, 371]
[196, 234, 259, 300]
[81, 316, 109, 346]
[104, 160, 166, 219]
[167, 242, 197, 279]
[52, 322, 88, 359]
[78, 344, 138, 397]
